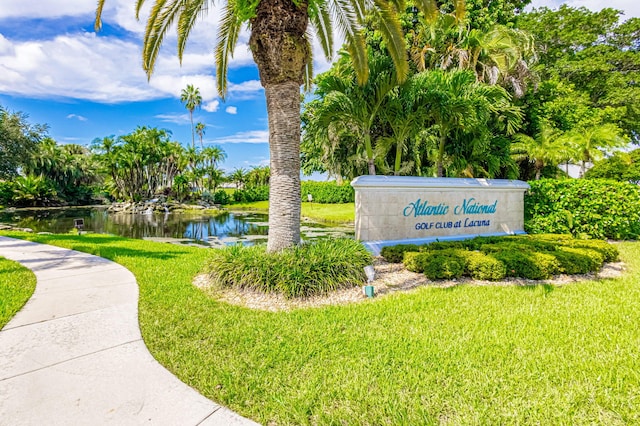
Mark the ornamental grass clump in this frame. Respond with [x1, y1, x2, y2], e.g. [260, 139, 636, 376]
[206, 239, 372, 298]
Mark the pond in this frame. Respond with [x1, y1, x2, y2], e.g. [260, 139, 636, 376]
[0, 207, 354, 248]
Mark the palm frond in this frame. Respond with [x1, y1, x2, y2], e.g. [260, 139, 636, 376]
[215, 0, 243, 99]
[95, 0, 108, 30]
[177, 0, 209, 63]
[142, 0, 183, 77]
[413, 0, 438, 24]
[308, 1, 333, 61]
[304, 37, 314, 92]
[135, 0, 149, 19]
[329, 0, 368, 84]
[370, 0, 408, 82]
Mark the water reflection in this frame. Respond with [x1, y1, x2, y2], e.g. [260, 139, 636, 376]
[0, 207, 350, 246]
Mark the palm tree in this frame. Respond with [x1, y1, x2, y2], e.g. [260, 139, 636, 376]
[195, 122, 206, 148]
[180, 85, 202, 148]
[230, 168, 248, 190]
[410, 6, 537, 97]
[95, 0, 429, 252]
[376, 78, 427, 176]
[558, 123, 628, 176]
[512, 125, 570, 180]
[412, 69, 519, 177]
[304, 52, 399, 175]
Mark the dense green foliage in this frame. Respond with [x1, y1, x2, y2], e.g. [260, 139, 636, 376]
[0, 257, 37, 328]
[585, 149, 640, 184]
[301, 181, 355, 203]
[382, 234, 618, 280]
[231, 185, 270, 203]
[4, 232, 640, 425]
[0, 107, 46, 179]
[525, 179, 640, 239]
[517, 6, 639, 143]
[206, 239, 372, 298]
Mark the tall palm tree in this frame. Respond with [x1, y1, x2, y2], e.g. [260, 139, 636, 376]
[512, 125, 570, 180]
[95, 0, 430, 252]
[195, 122, 206, 148]
[181, 85, 202, 148]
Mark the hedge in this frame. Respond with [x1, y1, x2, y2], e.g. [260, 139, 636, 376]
[381, 234, 618, 282]
[301, 181, 355, 204]
[525, 179, 640, 240]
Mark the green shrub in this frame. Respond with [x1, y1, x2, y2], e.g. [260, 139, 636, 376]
[423, 253, 465, 280]
[206, 239, 372, 298]
[426, 241, 466, 251]
[462, 251, 506, 281]
[213, 189, 231, 205]
[381, 244, 421, 263]
[301, 181, 355, 203]
[494, 251, 560, 280]
[553, 247, 603, 274]
[403, 251, 428, 272]
[0, 180, 14, 205]
[384, 234, 616, 282]
[525, 179, 640, 240]
[566, 239, 619, 263]
[232, 185, 270, 203]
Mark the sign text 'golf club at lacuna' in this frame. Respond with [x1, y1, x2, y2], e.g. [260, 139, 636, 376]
[351, 176, 530, 254]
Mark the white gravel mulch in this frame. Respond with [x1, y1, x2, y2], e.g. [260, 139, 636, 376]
[193, 257, 626, 312]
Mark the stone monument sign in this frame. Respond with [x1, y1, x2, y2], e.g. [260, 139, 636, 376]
[351, 176, 530, 253]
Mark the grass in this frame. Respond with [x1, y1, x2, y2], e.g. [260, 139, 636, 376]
[229, 201, 355, 223]
[0, 257, 36, 328]
[2, 230, 640, 424]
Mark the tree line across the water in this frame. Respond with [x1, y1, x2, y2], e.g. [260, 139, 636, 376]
[2, 3, 639, 207]
[0, 115, 271, 207]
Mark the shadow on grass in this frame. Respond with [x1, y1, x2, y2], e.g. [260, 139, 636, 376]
[0, 232, 189, 262]
[516, 282, 555, 294]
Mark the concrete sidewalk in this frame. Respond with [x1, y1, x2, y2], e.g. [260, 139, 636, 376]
[0, 236, 259, 425]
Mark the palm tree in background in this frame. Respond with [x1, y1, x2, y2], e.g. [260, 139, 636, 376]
[195, 122, 206, 148]
[230, 168, 248, 190]
[558, 124, 628, 176]
[305, 52, 399, 176]
[95, 0, 434, 252]
[512, 125, 569, 180]
[180, 85, 202, 148]
[412, 69, 519, 177]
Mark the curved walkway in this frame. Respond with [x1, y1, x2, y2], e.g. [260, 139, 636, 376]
[0, 236, 258, 425]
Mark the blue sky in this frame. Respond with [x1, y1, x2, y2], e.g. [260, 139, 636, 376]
[0, 0, 637, 172]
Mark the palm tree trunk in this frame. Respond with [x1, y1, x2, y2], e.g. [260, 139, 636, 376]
[250, 0, 308, 252]
[394, 139, 403, 176]
[364, 134, 376, 175]
[265, 82, 302, 252]
[437, 134, 446, 177]
[190, 110, 195, 148]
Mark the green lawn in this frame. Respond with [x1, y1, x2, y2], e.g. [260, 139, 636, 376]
[0, 257, 36, 328]
[229, 201, 355, 223]
[2, 231, 640, 424]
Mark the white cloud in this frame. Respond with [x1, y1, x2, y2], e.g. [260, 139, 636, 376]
[155, 113, 191, 125]
[0, 0, 95, 19]
[225, 106, 237, 114]
[203, 100, 220, 112]
[528, 0, 639, 18]
[0, 32, 221, 103]
[66, 114, 87, 121]
[214, 130, 268, 144]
